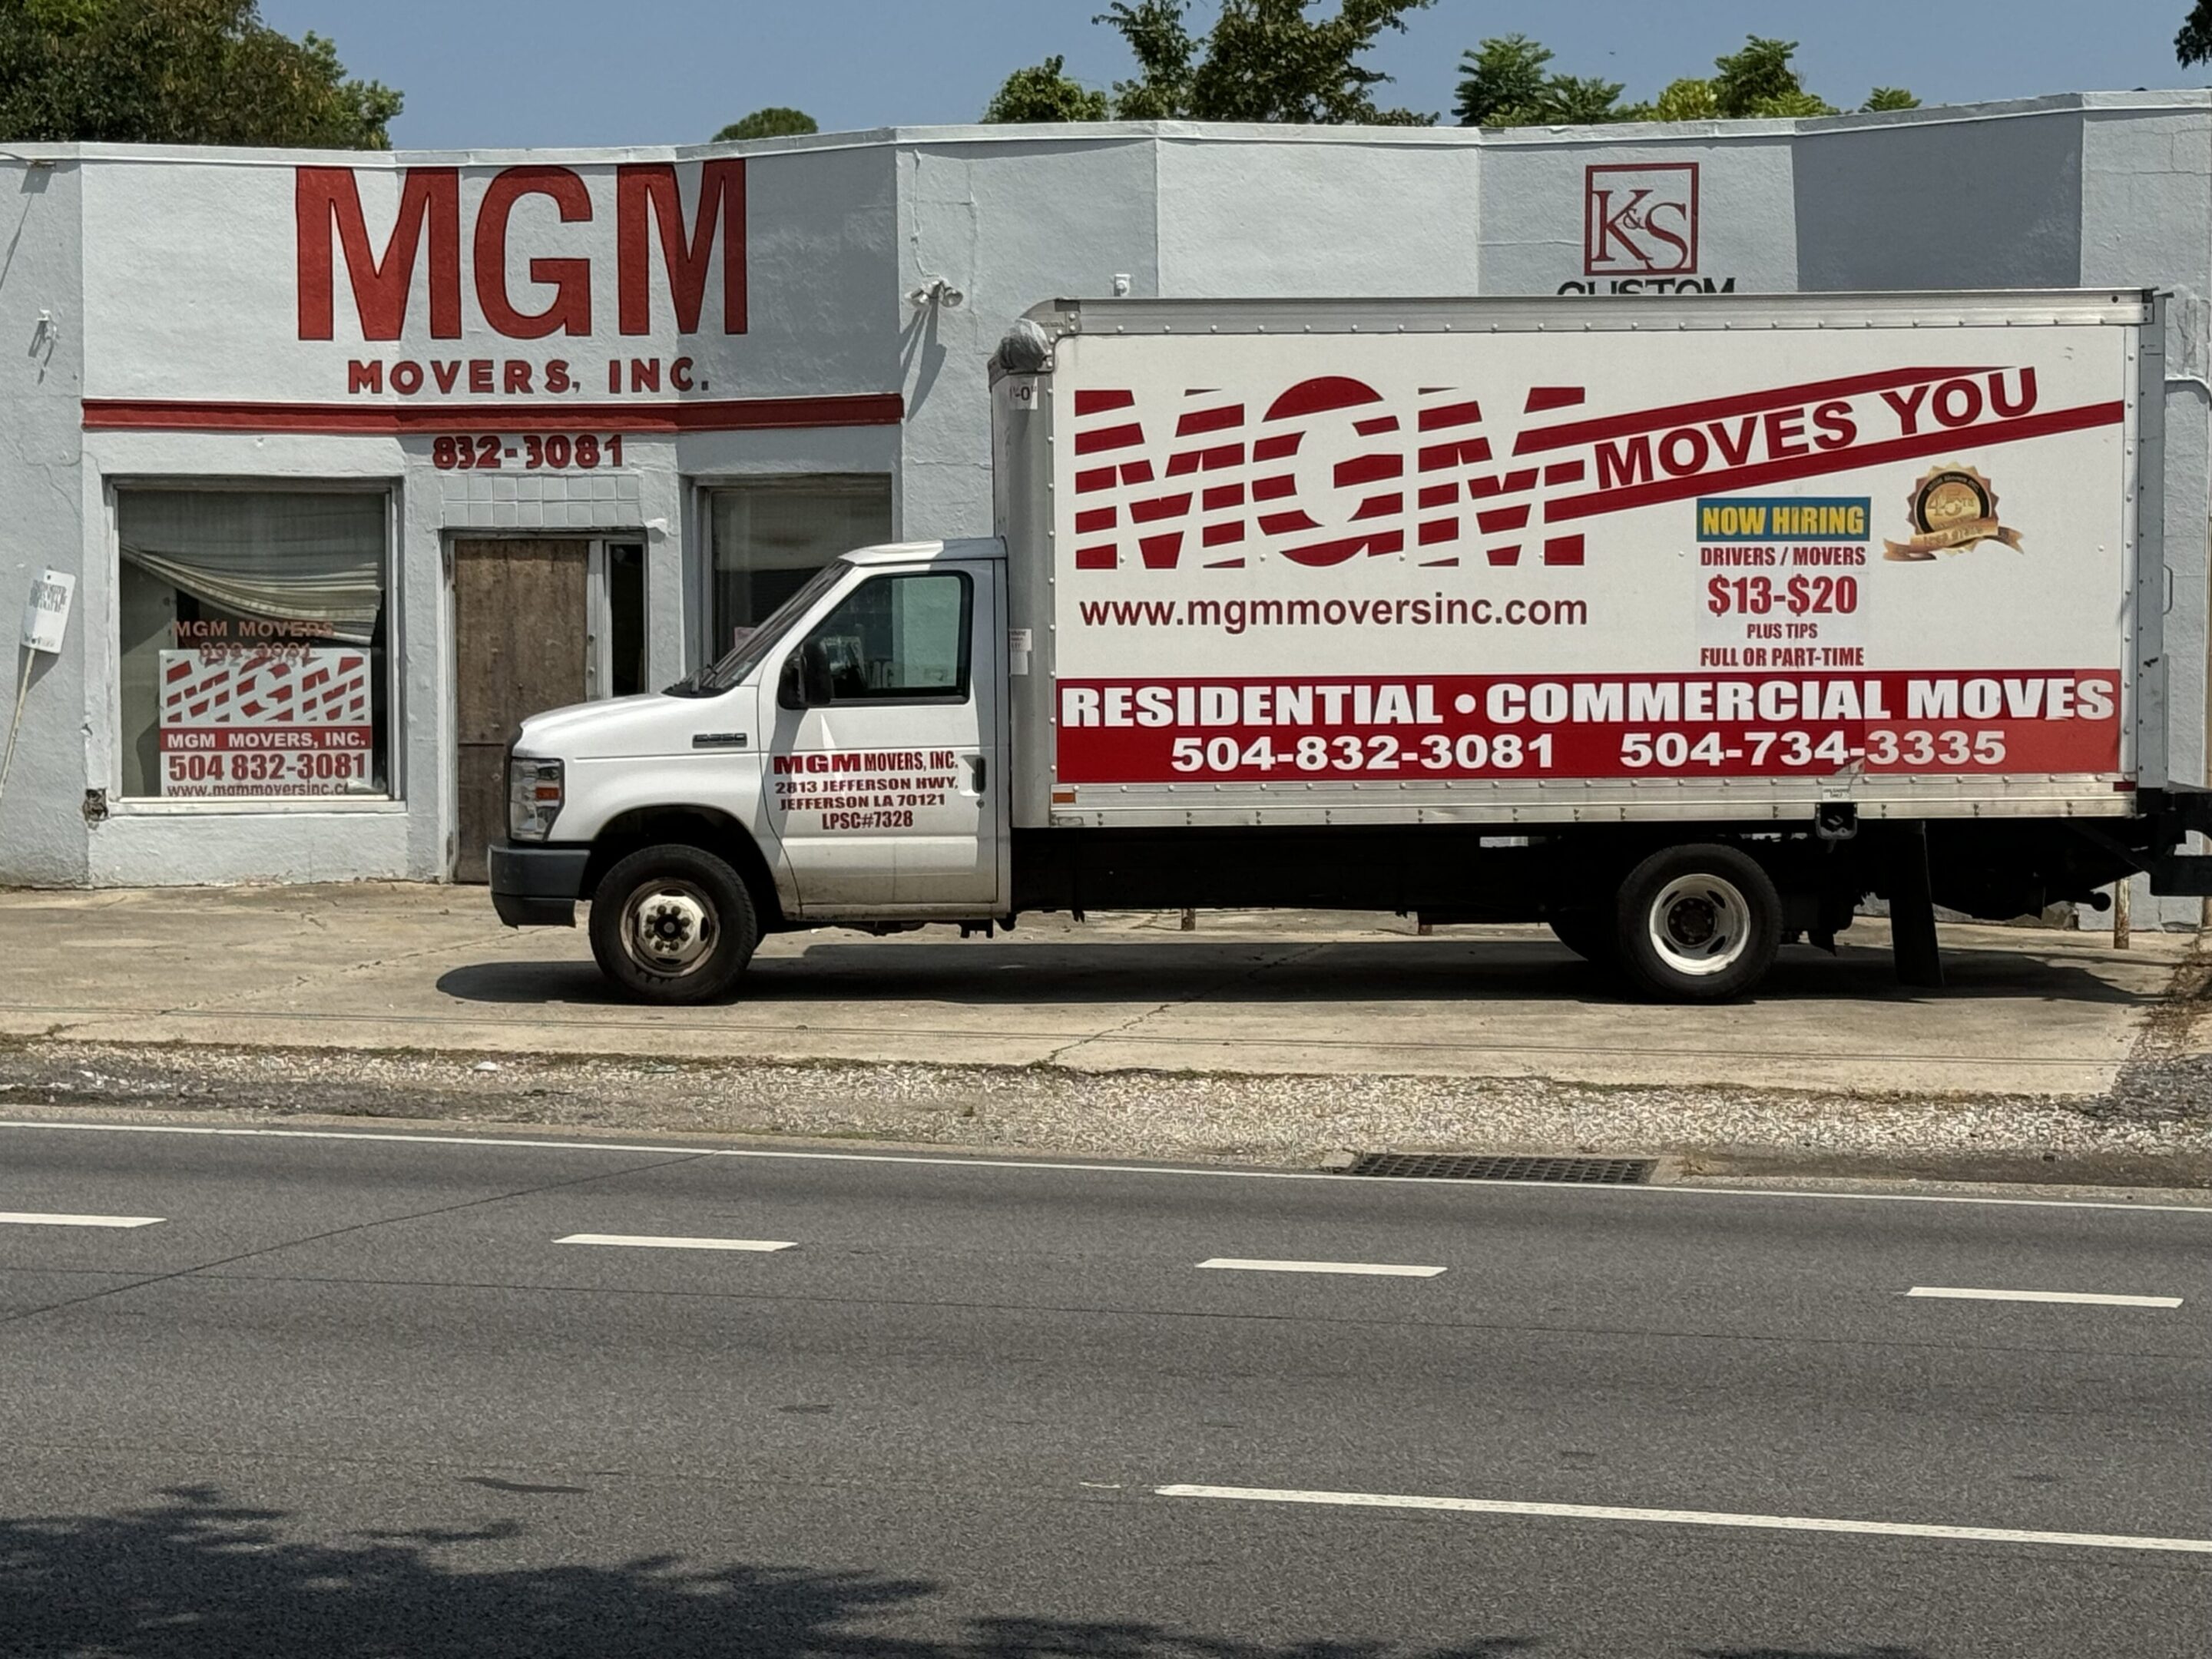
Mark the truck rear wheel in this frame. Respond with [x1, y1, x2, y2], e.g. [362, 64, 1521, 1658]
[1614, 843, 1780, 1002]
[588, 844, 759, 1005]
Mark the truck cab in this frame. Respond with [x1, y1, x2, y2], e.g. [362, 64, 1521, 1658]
[492, 538, 1008, 1002]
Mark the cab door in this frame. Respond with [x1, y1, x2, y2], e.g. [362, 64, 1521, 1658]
[761, 561, 1002, 914]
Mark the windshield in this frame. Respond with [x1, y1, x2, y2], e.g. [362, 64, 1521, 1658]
[664, 559, 851, 697]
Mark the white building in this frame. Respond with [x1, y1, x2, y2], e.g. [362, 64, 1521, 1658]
[2, 94, 2207, 912]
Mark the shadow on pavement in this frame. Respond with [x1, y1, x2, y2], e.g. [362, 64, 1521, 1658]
[0, 1485, 1547, 1659]
[433, 936, 2147, 1011]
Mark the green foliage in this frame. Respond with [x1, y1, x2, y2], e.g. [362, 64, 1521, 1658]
[1462, 31, 1909, 128]
[981, 55, 1111, 123]
[712, 106, 817, 141]
[1098, 0, 1195, 119]
[1452, 33, 1552, 124]
[1638, 77, 1719, 121]
[0, 0, 400, 148]
[988, 1, 1435, 126]
[2180, 2, 2212, 65]
[1168, 0, 1435, 124]
[1709, 35, 1835, 118]
[1538, 74, 1628, 125]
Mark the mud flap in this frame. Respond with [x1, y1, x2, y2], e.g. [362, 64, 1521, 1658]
[1888, 823, 1944, 990]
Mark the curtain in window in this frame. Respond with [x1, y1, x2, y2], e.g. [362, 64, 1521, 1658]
[118, 491, 386, 643]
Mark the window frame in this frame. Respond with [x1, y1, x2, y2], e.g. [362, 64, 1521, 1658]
[106, 478, 403, 812]
[777, 569, 975, 711]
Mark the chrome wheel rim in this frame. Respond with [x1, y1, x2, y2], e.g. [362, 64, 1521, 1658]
[621, 880, 717, 977]
[1647, 873, 1751, 977]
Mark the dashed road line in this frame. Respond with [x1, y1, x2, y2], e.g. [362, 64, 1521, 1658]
[1197, 1257, 1444, 1278]
[1906, 1286, 2181, 1308]
[555, 1233, 796, 1253]
[0, 1211, 163, 1228]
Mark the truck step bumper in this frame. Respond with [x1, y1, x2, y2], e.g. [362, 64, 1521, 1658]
[2149, 854, 2212, 896]
[488, 841, 591, 927]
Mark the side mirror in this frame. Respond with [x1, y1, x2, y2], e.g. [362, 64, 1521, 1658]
[800, 638, 835, 707]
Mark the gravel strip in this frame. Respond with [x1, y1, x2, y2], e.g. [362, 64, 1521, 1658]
[2, 1037, 2207, 1187]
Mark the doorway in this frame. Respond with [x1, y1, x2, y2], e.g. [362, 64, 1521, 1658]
[452, 537, 646, 882]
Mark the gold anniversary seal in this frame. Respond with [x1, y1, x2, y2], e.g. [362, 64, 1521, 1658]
[1883, 465, 2023, 561]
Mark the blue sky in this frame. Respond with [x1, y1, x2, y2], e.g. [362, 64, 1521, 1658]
[261, 1, 2207, 149]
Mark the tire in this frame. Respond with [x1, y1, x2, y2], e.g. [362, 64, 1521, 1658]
[1614, 843, 1781, 1003]
[1548, 912, 1618, 965]
[588, 843, 760, 1005]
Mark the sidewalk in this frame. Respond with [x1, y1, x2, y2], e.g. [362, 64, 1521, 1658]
[0, 882, 2194, 1098]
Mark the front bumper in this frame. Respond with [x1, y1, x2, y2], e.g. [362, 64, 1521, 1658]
[488, 840, 591, 927]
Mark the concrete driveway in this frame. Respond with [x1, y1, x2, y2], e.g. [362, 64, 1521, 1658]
[0, 884, 2190, 1099]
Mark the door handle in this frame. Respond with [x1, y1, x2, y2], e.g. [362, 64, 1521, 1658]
[969, 755, 987, 793]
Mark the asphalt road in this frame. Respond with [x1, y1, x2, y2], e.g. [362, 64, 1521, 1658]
[1, 1120, 2207, 1657]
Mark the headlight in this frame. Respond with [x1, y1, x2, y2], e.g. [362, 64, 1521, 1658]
[508, 755, 565, 840]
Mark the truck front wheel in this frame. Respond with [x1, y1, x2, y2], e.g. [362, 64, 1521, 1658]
[588, 844, 760, 1004]
[1614, 843, 1780, 1002]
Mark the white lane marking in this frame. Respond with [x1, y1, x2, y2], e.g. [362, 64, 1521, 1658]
[1906, 1286, 2182, 1308]
[555, 1233, 794, 1253]
[0, 1211, 163, 1228]
[4, 1121, 2211, 1216]
[1155, 1484, 2212, 1556]
[1198, 1257, 1444, 1278]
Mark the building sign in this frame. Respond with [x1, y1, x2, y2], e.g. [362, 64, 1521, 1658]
[1584, 162, 1698, 276]
[158, 647, 375, 796]
[295, 161, 743, 402]
[77, 154, 902, 429]
[1561, 161, 1736, 296]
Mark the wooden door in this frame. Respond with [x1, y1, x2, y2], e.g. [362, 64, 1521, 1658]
[453, 539, 588, 882]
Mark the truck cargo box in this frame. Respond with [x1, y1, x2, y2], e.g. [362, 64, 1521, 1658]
[994, 291, 2162, 833]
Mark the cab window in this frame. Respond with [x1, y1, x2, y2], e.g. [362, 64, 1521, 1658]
[780, 571, 972, 708]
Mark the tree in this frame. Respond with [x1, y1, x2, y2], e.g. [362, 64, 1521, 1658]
[1453, 33, 1551, 125]
[1709, 36, 1836, 118]
[712, 106, 817, 141]
[2181, 2, 2212, 65]
[0, 0, 400, 148]
[1098, 0, 1196, 119]
[1541, 75, 1628, 125]
[1458, 31, 1909, 128]
[1641, 77, 1718, 121]
[1171, 0, 1435, 124]
[981, 55, 1111, 123]
[985, 0, 1435, 126]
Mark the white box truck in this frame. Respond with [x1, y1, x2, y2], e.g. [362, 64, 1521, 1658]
[490, 290, 2212, 1002]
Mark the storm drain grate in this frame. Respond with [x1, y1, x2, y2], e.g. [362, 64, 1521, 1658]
[1345, 1153, 1656, 1185]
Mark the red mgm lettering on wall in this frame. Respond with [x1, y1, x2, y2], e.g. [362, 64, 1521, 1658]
[295, 161, 747, 345]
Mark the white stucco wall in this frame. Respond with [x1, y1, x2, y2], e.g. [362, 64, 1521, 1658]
[0, 159, 87, 885]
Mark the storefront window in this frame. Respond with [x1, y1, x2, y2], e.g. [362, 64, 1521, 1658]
[709, 478, 891, 655]
[116, 489, 390, 800]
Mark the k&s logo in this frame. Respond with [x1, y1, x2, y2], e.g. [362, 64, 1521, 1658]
[1583, 163, 1698, 276]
